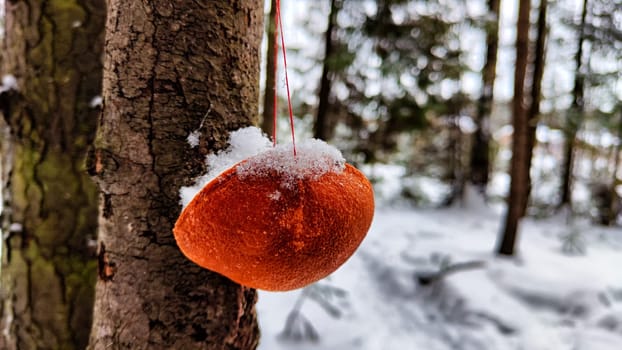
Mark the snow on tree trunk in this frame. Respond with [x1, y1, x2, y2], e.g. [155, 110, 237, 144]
[87, 1, 263, 349]
[0, 1, 105, 348]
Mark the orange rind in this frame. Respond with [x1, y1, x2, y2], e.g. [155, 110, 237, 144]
[174, 150, 374, 291]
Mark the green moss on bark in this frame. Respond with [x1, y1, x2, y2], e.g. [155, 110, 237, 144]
[0, 0, 105, 349]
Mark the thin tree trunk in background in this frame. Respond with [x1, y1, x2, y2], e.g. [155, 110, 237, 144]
[498, 0, 531, 256]
[444, 116, 465, 206]
[314, 0, 340, 141]
[560, 0, 589, 209]
[605, 111, 622, 225]
[520, 0, 548, 218]
[469, 0, 501, 193]
[261, 0, 278, 139]
[87, 1, 263, 348]
[0, 1, 105, 349]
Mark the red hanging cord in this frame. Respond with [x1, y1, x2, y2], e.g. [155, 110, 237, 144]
[274, 0, 297, 156]
[272, 3, 279, 147]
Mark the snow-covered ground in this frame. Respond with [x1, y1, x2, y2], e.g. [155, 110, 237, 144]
[179, 126, 622, 350]
[257, 186, 622, 350]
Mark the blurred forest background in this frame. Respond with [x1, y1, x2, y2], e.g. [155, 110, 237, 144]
[265, 0, 622, 230]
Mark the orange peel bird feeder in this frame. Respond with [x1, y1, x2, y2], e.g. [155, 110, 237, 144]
[174, 142, 374, 291]
[173, 1, 374, 291]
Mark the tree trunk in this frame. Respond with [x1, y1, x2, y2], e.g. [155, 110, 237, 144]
[443, 116, 465, 206]
[313, 0, 340, 141]
[87, 1, 263, 349]
[520, 0, 548, 217]
[469, 0, 501, 193]
[605, 111, 622, 225]
[498, 0, 531, 256]
[559, 0, 589, 209]
[0, 1, 105, 349]
[261, 0, 278, 139]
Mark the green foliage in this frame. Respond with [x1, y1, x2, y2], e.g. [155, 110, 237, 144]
[325, 41, 356, 72]
[561, 0, 622, 118]
[323, 0, 471, 163]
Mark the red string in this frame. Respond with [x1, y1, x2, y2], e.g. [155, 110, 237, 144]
[274, 0, 297, 156]
[272, 2, 279, 147]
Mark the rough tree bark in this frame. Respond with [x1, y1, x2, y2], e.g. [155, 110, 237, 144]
[313, 0, 340, 141]
[498, 0, 531, 256]
[520, 0, 548, 217]
[469, 0, 501, 193]
[87, 1, 263, 349]
[559, 0, 589, 209]
[261, 0, 278, 139]
[0, 1, 105, 349]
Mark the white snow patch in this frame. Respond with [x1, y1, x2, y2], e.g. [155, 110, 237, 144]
[179, 126, 346, 206]
[0, 75, 17, 93]
[236, 138, 345, 189]
[185, 110, 212, 149]
[461, 183, 489, 210]
[89, 96, 102, 108]
[186, 131, 200, 148]
[179, 126, 272, 207]
[257, 207, 622, 350]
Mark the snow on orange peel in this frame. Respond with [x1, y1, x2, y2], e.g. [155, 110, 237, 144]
[173, 139, 374, 291]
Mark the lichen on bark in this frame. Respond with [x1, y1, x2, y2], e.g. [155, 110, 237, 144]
[0, 0, 106, 349]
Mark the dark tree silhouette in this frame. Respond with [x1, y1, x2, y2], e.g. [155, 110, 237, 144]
[521, 0, 548, 217]
[498, 0, 532, 256]
[314, 0, 341, 141]
[469, 0, 501, 194]
[559, 0, 589, 210]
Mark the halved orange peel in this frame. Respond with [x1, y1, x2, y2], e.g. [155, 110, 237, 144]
[173, 144, 374, 291]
